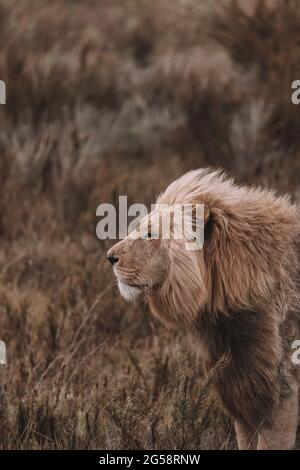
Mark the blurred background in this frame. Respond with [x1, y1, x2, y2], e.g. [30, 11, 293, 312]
[0, 0, 299, 449]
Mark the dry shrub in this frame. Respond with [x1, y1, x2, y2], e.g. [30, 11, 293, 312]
[211, 0, 300, 187]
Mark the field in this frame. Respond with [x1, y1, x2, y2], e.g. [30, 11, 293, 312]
[0, 0, 300, 449]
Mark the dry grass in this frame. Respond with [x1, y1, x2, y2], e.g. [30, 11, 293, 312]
[0, 0, 299, 449]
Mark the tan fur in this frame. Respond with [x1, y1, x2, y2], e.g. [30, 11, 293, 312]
[108, 168, 300, 449]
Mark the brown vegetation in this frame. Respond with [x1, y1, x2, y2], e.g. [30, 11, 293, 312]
[0, 0, 299, 449]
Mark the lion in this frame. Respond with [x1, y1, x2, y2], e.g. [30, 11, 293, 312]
[107, 168, 300, 450]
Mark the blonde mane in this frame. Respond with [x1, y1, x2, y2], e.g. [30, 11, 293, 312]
[149, 168, 300, 326]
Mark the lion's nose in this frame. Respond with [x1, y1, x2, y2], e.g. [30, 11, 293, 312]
[107, 253, 119, 265]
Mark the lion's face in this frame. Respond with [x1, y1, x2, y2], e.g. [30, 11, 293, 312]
[107, 196, 209, 325]
[107, 210, 170, 301]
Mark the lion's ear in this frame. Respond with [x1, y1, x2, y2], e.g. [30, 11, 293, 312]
[204, 204, 210, 225]
[191, 203, 210, 231]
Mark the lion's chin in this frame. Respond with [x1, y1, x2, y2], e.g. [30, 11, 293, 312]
[117, 280, 141, 301]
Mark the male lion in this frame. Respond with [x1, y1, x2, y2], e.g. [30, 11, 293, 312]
[107, 169, 300, 450]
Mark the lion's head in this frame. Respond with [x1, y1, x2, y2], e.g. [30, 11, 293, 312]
[107, 170, 211, 325]
[107, 208, 170, 301]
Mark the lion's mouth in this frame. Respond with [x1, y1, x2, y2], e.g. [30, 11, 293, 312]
[116, 279, 143, 301]
[117, 279, 151, 290]
[120, 280, 144, 288]
[113, 268, 149, 290]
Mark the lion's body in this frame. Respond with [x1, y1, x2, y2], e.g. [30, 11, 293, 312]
[108, 169, 300, 449]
